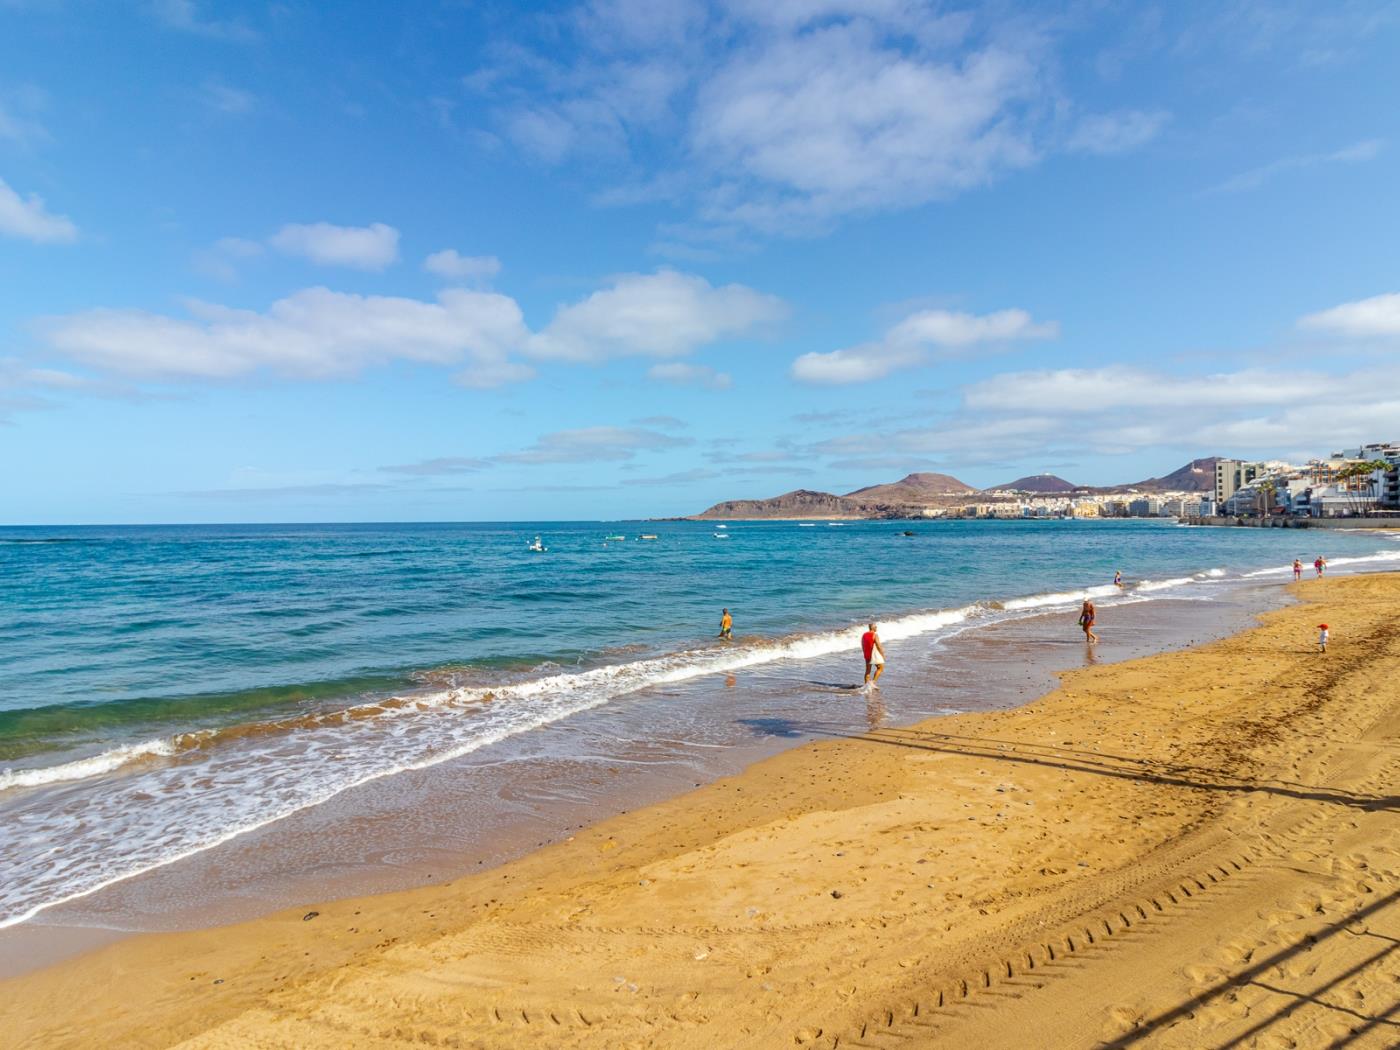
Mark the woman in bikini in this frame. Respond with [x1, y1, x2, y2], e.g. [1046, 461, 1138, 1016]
[1079, 599, 1099, 644]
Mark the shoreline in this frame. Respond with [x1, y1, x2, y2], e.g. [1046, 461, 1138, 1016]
[8, 572, 1400, 1047]
[0, 580, 1279, 978]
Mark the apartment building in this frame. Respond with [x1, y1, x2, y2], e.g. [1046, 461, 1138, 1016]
[1215, 459, 1263, 504]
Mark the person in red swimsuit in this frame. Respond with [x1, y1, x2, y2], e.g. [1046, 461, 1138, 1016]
[861, 622, 886, 684]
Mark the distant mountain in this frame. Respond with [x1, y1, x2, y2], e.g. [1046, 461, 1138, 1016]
[690, 458, 1224, 519]
[1128, 457, 1219, 493]
[990, 474, 1079, 493]
[693, 489, 864, 520]
[844, 472, 977, 501]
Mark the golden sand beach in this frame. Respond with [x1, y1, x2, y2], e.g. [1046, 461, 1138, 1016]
[7, 573, 1400, 1049]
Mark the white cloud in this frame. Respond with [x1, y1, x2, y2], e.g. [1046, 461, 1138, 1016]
[473, 4, 1180, 244]
[961, 366, 1351, 412]
[0, 356, 148, 421]
[809, 363, 1398, 469]
[1065, 110, 1169, 155]
[691, 24, 1041, 228]
[499, 426, 691, 464]
[1205, 138, 1382, 194]
[647, 362, 732, 388]
[1297, 292, 1400, 339]
[424, 249, 502, 283]
[527, 269, 786, 362]
[0, 176, 77, 243]
[793, 306, 1057, 385]
[474, 4, 1102, 238]
[37, 268, 779, 391]
[720, 0, 963, 33]
[791, 341, 924, 385]
[888, 308, 1058, 347]
[269, 222, 400, 270]
[41, 287, 530, 383]
[149, 0, 257, 42]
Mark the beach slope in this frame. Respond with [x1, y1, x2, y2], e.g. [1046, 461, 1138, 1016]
[7, 574, 1400, 1049]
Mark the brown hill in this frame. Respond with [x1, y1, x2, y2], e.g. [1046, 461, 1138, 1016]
[1129, 457, 1220, 493]
[693, 489, 863, 520]
[845, 472, 976, 502]
[990, 474, 1079, 493]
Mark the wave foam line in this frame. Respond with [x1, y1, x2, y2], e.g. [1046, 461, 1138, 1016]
[1243, 548, 1400, 578]
[0, 739, 175, 791]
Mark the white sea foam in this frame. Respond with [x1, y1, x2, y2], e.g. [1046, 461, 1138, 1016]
[1244, 548, 1400, 578]
[1002, 584, 1119, 610]
[0, 739, 176, 791]
[1327, 549, 1400, 567]
[1136, 576, 1197, 593]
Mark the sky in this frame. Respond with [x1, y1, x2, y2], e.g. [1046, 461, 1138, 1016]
[2, 0, 1399, 524]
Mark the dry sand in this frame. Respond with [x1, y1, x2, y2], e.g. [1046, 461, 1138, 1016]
[6, 573, 1400, 1049]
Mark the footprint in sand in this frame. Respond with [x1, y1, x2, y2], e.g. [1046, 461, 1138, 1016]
[1216, 940, 1257, 966]
[1102, 1005, 1142, 1036]
[1183, 963, 1227, 988]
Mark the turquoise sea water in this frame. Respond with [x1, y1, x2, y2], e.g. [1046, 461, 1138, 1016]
[2, 518, 1398, 928]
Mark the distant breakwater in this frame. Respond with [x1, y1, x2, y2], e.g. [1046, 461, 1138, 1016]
[1180, 515, 1400, 529]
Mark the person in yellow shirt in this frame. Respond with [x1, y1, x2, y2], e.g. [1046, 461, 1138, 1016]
[718, 608, 733, 641]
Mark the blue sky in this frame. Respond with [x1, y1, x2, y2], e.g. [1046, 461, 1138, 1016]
[2, 0, 1398, 523]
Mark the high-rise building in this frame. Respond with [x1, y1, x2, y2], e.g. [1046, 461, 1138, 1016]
[1214, 459, 1263, 504]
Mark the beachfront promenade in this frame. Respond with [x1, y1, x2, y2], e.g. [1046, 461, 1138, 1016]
[7, 574, 1400, 1049]
[1182, 514, 1400, 529]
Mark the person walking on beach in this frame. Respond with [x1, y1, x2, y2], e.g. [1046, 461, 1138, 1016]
[1114, 570, 1123, 588]
[1293, 559, 1303, 582]
[1318, 623, 1329, 653]
[718, 608, 733, 641]
[862, 622, 886, 685]
[1314, 555, 1327, 578]
[1079, 599, 1099, 644]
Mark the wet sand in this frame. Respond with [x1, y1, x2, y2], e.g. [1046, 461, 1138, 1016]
[0, 583, 1273, 980]
[8, 573, 1400, 1048]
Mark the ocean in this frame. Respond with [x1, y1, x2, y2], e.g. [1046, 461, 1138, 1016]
[3, 518, 1398, 932]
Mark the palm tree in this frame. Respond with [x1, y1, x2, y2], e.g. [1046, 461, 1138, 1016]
[1337, 460, 1390, 516]
[1256, 479, 1277, 518]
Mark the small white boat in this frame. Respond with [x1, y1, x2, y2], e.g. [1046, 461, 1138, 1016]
[639, 534, 659, 541]
[798, 523, 817, 527]
[715, 524, 727, 529]
[713, 532, 730, 539]
[527, 536, 547, 553]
